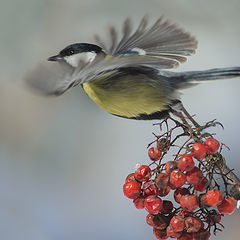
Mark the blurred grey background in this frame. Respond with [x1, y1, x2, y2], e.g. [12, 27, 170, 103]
[0, 0, 239, 239]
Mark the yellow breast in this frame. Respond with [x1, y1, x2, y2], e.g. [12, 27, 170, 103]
[82, 75, 169, 118]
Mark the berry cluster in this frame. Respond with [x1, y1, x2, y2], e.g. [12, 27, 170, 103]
[123, 116, 239, 240]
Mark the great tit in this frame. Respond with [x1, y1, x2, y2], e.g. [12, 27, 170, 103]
[26, 16, 240, 120]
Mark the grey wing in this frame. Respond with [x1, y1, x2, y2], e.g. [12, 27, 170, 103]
[25, 60, 75, 96]
[70, 54, 182, 86]
[25, 53, 180, 96]
[94, 16, 198, 67]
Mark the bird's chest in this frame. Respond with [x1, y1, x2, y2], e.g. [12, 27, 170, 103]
[82, 75, 168, 118]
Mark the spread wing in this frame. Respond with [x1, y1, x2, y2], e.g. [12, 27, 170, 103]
[25, 54, 179, 95]
[94, 15, 198, 67]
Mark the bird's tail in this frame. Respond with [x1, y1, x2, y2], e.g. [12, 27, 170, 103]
[171, 67, 240, 88]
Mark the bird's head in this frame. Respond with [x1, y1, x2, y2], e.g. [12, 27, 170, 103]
[48, 43, 104, 67]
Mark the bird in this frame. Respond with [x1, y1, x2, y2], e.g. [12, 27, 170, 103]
[26, 16, 240, 120]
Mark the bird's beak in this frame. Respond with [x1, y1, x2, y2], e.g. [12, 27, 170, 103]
[47, 55, 62, 61]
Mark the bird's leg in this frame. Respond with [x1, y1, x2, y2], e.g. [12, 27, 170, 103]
[179, 103, 201, 128]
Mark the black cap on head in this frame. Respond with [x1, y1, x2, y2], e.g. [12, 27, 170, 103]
[59, 43, 102, 57]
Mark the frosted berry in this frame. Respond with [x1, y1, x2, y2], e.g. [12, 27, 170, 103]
[185, 216, 202, 233]
[143, 180, 159, 196]
[217, 197, 236, 215]
[205, 189, 223, 207]
[180, 194, 199, 212]
[204, 138, 220, 154]
[123, 181, 141, 199]
[169, 215, 185, 232]
[186, 167, 204, 185]
[170, 169, 187, 188]
[178, 154, 195, 172]
[146, 214, 154, 227]
[191, 142, 207, 160]
[148, 147, 162, 161]
[125, 173, 136, 183]
[194, 177, 208, 192]
[174, 188, 190, 203]
[133, 194, 145, 209]
[135, 165, 151, 182]
[144, 195, 163, 215]
[166, 225, 182, 238]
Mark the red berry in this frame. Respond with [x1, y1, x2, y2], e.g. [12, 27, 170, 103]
[194, 177, 208, 192]
[185, 216, 202, 233]
[177, 232, 193, 240]
[166, 225, 182, 238]
[204, 138, 220, 154]
[144, 195, 163, 215]
[178, 154, 195, 172]
[125, 173, 136, 183]
[153, 228, 168, 239]
[169, 182, 178, 190]
[158, 186, 171, 197]
[205, 189, 223, 207]
[193, 229, 210, 240]
[170, 169, 187, 188]
[135, 165, 151, 182]
[165, 161, 178, 174]
[143, 180, 159, 196]
[161, 200, 174, 214]
[152, 214, 169, 230]
[155, 173, 169, 190]
[180, 194, 199, 212]
[148, 147, 162, 161]
[191, 142, 207, 160]
[174, 188, 190, 203]
[123, 181, 141, 199]
[217, 197, 236, 214]
[178, 209, 191, 218]
[146, 214, 154, 227]
[169, 215, 185, 232]
[186, 167, 204, 185]
[133, 194, 145, 209]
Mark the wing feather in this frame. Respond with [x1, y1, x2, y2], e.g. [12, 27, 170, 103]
[95, 16, 197, 65]
[25, 61, 74, 96]
[111, 18, 132, 53]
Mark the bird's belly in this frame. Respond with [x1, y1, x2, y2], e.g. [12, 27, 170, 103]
[82, 79, 169, 118]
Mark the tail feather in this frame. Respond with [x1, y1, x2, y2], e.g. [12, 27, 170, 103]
[171, 67, 240, 88]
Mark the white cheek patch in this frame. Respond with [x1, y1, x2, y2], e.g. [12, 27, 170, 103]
[64, 52, 97, 67]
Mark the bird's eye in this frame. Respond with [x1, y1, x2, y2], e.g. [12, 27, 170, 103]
[67, 49, 75, 55]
